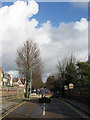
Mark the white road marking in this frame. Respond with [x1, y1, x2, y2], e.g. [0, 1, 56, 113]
[43, 103, 45, 115]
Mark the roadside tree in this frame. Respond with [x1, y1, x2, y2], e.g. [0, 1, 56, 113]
[45, 75, 55, 90]
[16, 40, 42, 97]
[57, 55, 77, 88]
[77, 62, 90, 87]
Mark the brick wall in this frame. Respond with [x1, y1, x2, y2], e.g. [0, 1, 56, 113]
[1, 86, 24, 99]
[64, 87, 89, 103]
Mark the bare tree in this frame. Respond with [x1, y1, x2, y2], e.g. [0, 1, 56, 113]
[57, 54, 77, 86]
[57, 57, 67, 83]
[32, 73, 43, 89]
[16, 40, 42, 97]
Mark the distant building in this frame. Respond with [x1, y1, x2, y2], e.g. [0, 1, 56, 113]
[3, 72, 8, 86]
[3, 72, 11, 86]
[13, 77, 18, 83]
[0, 67, 12, 86]
[18, 79, 22, 85]
[20, 78, 25, 85]
[13, 82, 19, 87]
[0, 67, 3, 86]
[12, 77, 18, 86]
[0, 67, 25, 88]
[7, 73, 11, 85]
[10, 75, 13, 86]
[13, 78, 24, 88]
[18, 79, 24, 88]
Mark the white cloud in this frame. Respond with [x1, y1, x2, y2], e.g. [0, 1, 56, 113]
[0, 1, 88, 81]
[70, 2, 88, 9]
[74, 18, 88, 31]
[38, 19, 88, 81]
[0, 0, 39, 71]
[33, 21, 52, 45]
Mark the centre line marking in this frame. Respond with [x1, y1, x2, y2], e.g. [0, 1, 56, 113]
[43, 103, 45, 115]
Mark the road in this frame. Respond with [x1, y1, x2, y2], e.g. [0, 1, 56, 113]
[2, 98, 86, 119]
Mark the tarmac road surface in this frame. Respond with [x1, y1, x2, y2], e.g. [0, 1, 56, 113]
[2, 98, 86, 119]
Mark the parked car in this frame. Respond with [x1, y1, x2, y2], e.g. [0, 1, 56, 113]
[39, 96, 51, 103]
[31, 90, 37, 95]
[39, 88, 51, 103]
[52, 92, 59, 98]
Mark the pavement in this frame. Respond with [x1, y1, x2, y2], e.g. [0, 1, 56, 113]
[59, 97, 90, 117]
[0, 97, 34, 116]
[0, 97, 23, 117]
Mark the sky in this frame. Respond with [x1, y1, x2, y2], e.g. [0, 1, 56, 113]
[0, 0, 88, 82]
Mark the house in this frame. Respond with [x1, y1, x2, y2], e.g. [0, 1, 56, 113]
[3, 72, 9, 86]
[18, 79, 24, 88]
[7, 73, 11, 85]
[13, 82, 19, 87]
[13, 77, 18, 82]
[18, 79, 22, 85]
[3, 72, 8, 86]
[10, 75, 13, 86]
[0, 67, 25, 89]
[13, 78, 24, 88]
[13, 78, 18, 87]
[0, 67, 3, 86]
[0, 67, 8, 86]
[0, 67, 12, 86]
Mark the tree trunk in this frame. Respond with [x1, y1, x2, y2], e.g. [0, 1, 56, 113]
[26, 83, 29, 98]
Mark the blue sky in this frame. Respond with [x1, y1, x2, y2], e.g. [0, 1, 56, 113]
[2, 2, 88, 27]
[35, 2, 88, 27]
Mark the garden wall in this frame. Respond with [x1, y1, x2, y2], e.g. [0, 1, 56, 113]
[64, 87, 89, 103]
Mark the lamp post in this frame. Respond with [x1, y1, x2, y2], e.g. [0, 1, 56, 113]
[29, 66, 32, 98]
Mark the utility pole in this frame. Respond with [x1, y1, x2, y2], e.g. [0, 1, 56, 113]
[30, 66, 32, 98]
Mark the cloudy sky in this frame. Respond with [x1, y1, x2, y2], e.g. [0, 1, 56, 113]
[0, 0, 88, 82]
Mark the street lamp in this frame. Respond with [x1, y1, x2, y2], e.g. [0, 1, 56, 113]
[69, 83, 74, 89]
[64, 85, 68, 90]
[29, 66, 32, 98]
